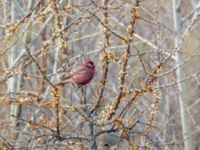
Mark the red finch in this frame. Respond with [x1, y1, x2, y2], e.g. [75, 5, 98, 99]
[55, 60, 95, 86]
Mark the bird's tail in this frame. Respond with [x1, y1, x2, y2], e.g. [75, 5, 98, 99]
[54, 76, 73, 86]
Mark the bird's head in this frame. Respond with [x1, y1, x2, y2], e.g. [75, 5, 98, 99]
[84, 60, 95, 70]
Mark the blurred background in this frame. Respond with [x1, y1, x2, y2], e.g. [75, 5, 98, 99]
[0, 0, 200, 149]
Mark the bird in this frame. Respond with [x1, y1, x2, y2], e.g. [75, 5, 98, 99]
[55, 60, 95, 86]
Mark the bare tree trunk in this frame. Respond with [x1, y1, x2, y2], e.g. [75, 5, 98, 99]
[9, 0, 22, 127]
[172, 0, 195, 149]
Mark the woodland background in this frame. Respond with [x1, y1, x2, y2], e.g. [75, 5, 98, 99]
[0, 0, 200, 149]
